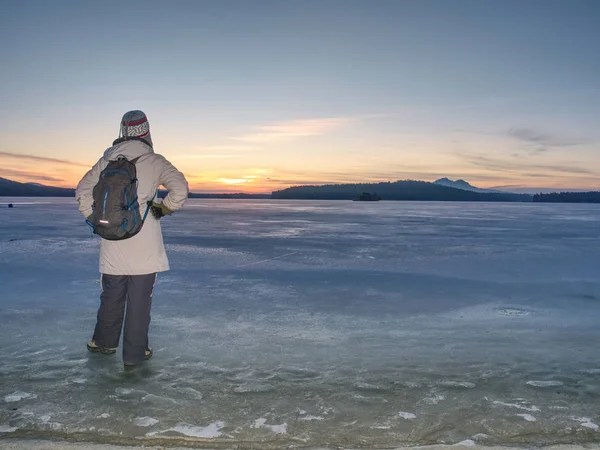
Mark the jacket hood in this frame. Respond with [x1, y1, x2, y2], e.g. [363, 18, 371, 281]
[103, 139, 154, 163]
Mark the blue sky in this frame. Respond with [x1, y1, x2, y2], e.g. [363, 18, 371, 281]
[1, 0, 599, 192]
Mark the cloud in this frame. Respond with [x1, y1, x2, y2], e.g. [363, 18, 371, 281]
[0, 151, 90, 167]
[262, 166, 466, 186]
[0, 168, 65, 184]
[507, 127, 586, 148]
[173, 154, 239, 159]
[203, 145, 261, 151]
[460, 153, 596, 176]
[232, 117, 356, 143]
[171, 145, 261, 160]
[265, 178, 346, 186]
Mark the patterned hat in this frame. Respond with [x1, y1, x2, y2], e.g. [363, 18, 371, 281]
[119, 110, 152, 146]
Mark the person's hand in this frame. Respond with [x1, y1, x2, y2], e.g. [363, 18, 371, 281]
[148, 202, 173, 220]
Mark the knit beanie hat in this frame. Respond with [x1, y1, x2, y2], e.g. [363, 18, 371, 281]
[119, 110, 153, 146]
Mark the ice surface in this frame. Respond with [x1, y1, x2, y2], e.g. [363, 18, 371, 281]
[2, 442, 600, 450]
[1, 198, 600, 447]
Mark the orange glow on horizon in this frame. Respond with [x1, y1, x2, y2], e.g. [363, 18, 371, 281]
[4, 170, 599, 195]
[1, 153, 599, 195]
[215, 178, 251, 185]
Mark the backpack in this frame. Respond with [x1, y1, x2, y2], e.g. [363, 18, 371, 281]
[86, 155, 155, 240]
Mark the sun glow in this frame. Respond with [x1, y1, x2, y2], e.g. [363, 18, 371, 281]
[215, 178, 251, 185]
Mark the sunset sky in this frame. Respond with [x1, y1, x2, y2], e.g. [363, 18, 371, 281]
[1, 0, 599, 193]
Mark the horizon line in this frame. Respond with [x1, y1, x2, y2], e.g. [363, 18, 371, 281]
[2, 175, 598, 196]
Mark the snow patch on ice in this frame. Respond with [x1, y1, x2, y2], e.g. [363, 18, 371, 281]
[527, 380, 563, 387]
[319, 405, 336, 415]
[354, 381, 383, 390]
[298, 415, 324, 421]
[147, 421, 225, 438]
[454, 439, 476, 447]
[517, 414, 537, 422]
[0, 425, 17, 433]
[400, 381, 422, 388]
[4, 391, 37, 402]
[135, 416, 159, 427]
[497, 308, 530, 316]
[233, 383, 274, 393]
[572, 417, 599, 431]
[97, 413, 110, 419]
[43, 422, 63, 431]
[142, 393, 177, 405]
[115, 388, 134, 395]
[471, 433, 489, 440]
[420, 394, 446, 405]
[398, 412, 417, 420]
[492, 400, 540, 412]
[439, 381, 476, 389]
[252, 417, 287, 434]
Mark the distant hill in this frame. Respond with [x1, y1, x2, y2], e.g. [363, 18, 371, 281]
[533, 191, 600, 203]
[0, 178, 270, 199]
[0, 177, 75, 197]
[272, 180, 533, 202]
[490, 186, 592, 194]
[434, 177, 501, 193]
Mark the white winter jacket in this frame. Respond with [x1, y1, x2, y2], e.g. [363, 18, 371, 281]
[76, 139, 189, 275]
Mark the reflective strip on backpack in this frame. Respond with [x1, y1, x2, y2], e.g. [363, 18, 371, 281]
[102, 188, 110, 222]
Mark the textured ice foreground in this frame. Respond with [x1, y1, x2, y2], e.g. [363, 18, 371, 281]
[1, 198, 600, 448]
[2, 442, 600, 450]
[2, 441, 600, 450]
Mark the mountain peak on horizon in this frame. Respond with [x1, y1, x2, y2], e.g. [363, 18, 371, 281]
[434, 177, 479, 190]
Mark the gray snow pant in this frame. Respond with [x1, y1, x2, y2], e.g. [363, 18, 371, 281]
[92, 273, 157, 364]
